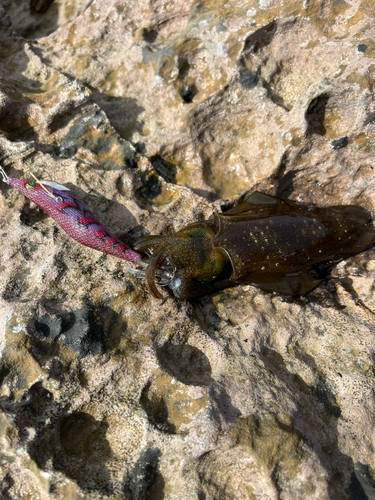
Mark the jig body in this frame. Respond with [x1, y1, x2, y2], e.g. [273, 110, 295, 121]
[0, 167, 140, 264]
[1, 166, 375, 299]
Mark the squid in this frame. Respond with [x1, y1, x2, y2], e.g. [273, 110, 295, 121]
[1, 166, 374, 299]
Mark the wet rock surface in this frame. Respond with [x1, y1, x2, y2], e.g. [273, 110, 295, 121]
[0, 1, 375, 499]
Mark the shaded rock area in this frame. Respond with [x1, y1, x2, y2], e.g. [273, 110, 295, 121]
[0, 0, 375, 499]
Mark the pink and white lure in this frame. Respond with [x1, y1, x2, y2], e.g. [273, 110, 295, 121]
[0, 166, 141, 264]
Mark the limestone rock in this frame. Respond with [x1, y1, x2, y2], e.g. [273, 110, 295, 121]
[1, 1, 375, 499]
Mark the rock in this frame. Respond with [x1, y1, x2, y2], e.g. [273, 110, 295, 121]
[1, 1, 375, 499]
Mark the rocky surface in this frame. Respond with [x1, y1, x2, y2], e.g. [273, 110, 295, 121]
[1, 0, 375, 498]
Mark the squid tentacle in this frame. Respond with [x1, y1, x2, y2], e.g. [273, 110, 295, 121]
[144, 248, 171, 299]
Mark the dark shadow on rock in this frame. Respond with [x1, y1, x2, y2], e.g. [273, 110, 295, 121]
[91, 305, 136, 356]
[272, 150, 298, 199]
[90, 87, 145, 143]
[30, 0, 55, 14]
[13, 0, 59, 38]
[0, 472, 14, 499]
[40, 412, 113, 492]
[259, 345, 368, 499]
[364, 112, 375, 127]
[142, 24, 159, 45]
[261, 74, 289, 111]
[133, 141, 147, 154]
[332, 277, 375, 318]
[209, 382, 241, 425]
[5, 0, 93, 39]
[189, 186, 217, 201]
[155, 343, 213, 386]
[0, 366, 11, 391]
[178, 83, 198, 104]
[243, 20, 277, 53]
[47, 101, 93, 135]
[275, 169, 298, 199]
[58, 411, 111, 461]
[124, 447, 164, 500]
[305, 93, 330, 136]
[140, 380, 176, 434]
[179, 84, 198, 104]
[352, 462, 375, 499]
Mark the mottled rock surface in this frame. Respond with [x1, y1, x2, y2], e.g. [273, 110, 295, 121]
[1, 0, 375, 499]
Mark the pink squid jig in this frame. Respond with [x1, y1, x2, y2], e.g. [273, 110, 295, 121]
[0, 166, 141, 265]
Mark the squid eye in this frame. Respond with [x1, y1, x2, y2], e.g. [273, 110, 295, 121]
[25, 182, 36, 189]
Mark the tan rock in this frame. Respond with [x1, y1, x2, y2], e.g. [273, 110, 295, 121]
[1, 1, 375, 499]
